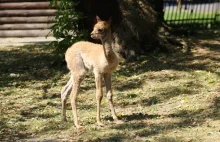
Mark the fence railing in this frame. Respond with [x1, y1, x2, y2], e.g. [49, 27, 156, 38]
[164, 0, 220, 28]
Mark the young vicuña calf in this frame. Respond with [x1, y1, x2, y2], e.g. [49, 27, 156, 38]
[61, 16, 123, 128]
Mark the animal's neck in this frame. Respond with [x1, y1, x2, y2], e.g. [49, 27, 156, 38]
[101, 34, 114, 60]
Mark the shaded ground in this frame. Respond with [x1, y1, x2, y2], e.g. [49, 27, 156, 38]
[0, 30, 219, 142]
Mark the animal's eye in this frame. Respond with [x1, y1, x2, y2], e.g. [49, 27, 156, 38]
[98, 29, 103, 33]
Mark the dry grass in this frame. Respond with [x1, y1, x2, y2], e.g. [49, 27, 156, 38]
[0, 30, 219, 142]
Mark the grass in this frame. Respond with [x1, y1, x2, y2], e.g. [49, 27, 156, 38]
[0, 30, 220, 142]
[164, 9, 220, 26]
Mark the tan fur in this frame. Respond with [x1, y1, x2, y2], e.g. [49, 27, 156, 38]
[61, 16, 123, 128]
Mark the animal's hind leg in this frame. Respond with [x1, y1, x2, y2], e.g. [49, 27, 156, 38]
[70, 72, 85, 128]
[61, 75, 73, 121]
[62, 99, 68, 122]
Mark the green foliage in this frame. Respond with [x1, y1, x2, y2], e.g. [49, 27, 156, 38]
[49, 0, 88, 55]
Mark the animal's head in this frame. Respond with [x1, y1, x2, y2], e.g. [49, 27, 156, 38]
[91, 16, 112, 40]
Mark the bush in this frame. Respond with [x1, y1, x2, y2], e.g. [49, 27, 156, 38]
[49, 0, 88, 55]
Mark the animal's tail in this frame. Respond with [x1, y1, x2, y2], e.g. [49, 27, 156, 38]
[61, 74, 73, 100]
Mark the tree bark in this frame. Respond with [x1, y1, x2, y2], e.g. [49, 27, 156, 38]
[78, 0, 167, 58]
[152, 0, 164, 22]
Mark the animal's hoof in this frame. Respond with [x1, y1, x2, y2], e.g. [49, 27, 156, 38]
[76, 125, 83, 130]
[115, 120, 124, 124]
[97, 121, 105, 127]
[62, 118, 67, 122]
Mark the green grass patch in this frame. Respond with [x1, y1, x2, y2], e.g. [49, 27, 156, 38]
[164, 9, 219, 26]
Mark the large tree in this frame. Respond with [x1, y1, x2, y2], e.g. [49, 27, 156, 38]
[52, 0, 178, 59]
[78, 0, 170, 59]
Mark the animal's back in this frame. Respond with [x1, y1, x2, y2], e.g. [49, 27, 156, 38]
[65, 41, 102, 57]
[65, 41, 103, 71]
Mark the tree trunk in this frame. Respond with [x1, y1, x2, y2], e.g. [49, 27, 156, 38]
[78, 0, 167, 59]
[152, 0, 164, 22]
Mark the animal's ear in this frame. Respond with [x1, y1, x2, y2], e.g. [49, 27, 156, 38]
[107, 17, 112, 25]
[96, 16, 101, 22]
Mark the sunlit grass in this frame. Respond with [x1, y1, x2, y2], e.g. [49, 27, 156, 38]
[164, 9, 219, 25]
[0, 31, 220, 141]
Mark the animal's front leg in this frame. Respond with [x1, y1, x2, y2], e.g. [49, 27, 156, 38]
[104, 73, 124, 124]
[94, 72, 104, 126]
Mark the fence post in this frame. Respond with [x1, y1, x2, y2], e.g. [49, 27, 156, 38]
[177, 0, 182, 12]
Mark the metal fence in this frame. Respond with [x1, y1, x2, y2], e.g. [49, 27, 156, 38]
[164, 0, 220, 28]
